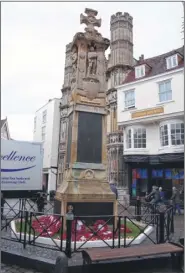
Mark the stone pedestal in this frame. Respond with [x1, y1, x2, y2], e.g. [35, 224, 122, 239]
[55, 8, 117, 219]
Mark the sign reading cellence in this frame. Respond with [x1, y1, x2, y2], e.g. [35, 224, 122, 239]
[1, 139, 43, 191]
[131, 107, 164, 119]
[1, 151, 36, 172]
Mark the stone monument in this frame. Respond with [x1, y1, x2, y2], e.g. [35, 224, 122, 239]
[55, 8, 117, 217]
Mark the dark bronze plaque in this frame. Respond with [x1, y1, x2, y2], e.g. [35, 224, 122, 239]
[77, 112, 102, 163]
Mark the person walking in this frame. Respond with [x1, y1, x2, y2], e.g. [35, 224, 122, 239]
[159, 187, 165, 203]
[171, 187, 181, 215]
[147, 186, 161, 205]
[109, 179, 118, 200]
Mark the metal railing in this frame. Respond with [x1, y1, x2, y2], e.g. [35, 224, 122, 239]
[1, 203, 174, 258]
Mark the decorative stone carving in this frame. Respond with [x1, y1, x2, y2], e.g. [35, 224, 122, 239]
[80, 8, 101, 34]
[83, 77, 100, 100]
[87, 45, 97, 76]
[79, 169, 95, 179]
[71, 45, 78, 77]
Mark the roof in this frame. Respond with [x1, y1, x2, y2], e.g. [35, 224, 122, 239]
[123, 46, 184, 84]
[1, 118, 7, 128]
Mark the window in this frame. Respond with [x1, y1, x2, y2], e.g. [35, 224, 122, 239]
[126, 127, 147, 149]
[125, 90, 135, 108]
[158, 80, 172, 102]
[166, 54, 178, 70]
[126, 129, 132, 148]
[42, 110, 47, 124]
[171, 123, 184, 145]
[133, 128, 146, 148]
[160, 121, 184, 147]
[135, 65, 145, 79]
[41, 126, 46, 141]
[34, 117, 37, 131]
[160, 124, 169, 146]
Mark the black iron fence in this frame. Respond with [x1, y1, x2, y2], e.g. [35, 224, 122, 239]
[1, 202, 174, 258]
[2, 198, 54, 217]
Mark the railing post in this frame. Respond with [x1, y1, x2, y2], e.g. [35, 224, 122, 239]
[23, 211, 29, 249]
[158, 211, 165, 244]
[65, 205, 74, 258]
[136, 197, 141, 222]
[170, 206, 174, 234]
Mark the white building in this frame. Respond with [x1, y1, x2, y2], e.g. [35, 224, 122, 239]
[117, 47, 184, 201]
[1, 118, 10, 140]
[33, 98, 61, 194]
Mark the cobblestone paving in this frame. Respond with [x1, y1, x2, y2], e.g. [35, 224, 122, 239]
[1, 264, 42, 273]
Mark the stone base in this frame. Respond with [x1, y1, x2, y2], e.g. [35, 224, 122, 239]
[55, 177, 117, 213]
[55, 177, 117, 226]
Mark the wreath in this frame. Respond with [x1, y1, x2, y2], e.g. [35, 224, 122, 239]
[32, 215, 62, 237]
[93, 220, 108, 234]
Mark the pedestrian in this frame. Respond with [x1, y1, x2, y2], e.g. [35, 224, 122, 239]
[171, 187, 181, 215]
[147, 186, 161, 205]
[36, 192, 45, 213]
[109, 180, 118, 200]
[1, 192, 5, 220]
[159, 187, 165, 203]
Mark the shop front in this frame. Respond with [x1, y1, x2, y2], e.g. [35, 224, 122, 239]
[124, 153, 184, 201]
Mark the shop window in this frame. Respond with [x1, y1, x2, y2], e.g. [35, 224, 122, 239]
[132, 168, 148, 197]
[165, 169, 172, 179]
[152, 169, 163, 178]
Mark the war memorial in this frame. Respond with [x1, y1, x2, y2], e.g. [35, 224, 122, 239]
[1, 7, 184, 273]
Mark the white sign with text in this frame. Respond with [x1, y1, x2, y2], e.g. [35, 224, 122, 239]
[1, 139, 43, 191]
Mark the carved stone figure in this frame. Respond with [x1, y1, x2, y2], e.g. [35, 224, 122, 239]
[78, 44, 86, 89]
[87, 46, 97, 75]
[71, 46, 78, 76]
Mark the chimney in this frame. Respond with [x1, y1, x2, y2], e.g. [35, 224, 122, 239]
[139, 54, 144, 62]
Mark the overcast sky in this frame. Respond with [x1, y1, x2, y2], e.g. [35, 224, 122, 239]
[2, 2, 183, 141]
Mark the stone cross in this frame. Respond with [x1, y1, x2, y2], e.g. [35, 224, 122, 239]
[80, 8, 101, 32]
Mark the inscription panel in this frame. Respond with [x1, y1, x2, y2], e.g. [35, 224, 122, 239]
[77, 112, 102, 163]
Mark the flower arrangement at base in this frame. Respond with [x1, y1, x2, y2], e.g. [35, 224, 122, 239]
[93, 220, 109, 234]
[29, 215, 133, 241]
[31, 215, 62, 237]
[72, 219, 86, 234]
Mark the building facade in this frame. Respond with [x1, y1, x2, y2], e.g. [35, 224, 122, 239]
[117, 47, 184, 200]
[33, 98, 61, 194]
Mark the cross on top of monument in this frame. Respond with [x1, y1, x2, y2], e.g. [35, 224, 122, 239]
[80, 8, 102, 32]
